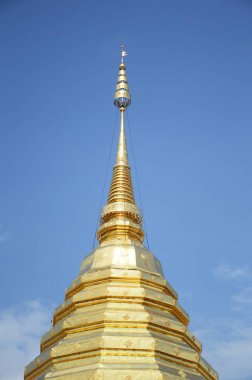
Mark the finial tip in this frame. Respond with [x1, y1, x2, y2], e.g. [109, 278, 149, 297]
[121, 45, 127, 63]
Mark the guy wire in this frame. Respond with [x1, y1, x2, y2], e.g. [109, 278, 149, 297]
[91, 108, 119, 249]
[125, 109, 150, 250]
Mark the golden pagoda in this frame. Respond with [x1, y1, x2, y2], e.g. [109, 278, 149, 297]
[25, 48, 218, 380]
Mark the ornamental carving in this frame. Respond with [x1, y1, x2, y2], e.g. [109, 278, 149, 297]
[88, 374, 101, 380]
[101, 202, 142, 218]
[124, 339, 132, 347]
[178, 369, 187, 378]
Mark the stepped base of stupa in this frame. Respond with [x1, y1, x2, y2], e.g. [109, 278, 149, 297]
[25, 244, 218, 380]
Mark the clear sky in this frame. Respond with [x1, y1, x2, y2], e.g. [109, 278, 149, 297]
[0, 1, 252, 379]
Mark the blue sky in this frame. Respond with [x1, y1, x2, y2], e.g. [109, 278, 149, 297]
[0, 1, 252, 379]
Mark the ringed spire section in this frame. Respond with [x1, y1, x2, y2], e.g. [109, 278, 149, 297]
[114, 46, 131, 109]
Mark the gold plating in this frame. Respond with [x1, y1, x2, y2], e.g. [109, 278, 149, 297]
[24, 49, 218, 380]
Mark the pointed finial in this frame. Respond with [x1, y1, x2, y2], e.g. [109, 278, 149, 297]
[121, 45, 127, 63]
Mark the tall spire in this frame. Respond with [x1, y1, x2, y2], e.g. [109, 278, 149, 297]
[25, 48, 218, 380]
[97, 48, 144, 245]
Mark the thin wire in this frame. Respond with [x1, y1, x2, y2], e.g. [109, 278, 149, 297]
[91, 108, 119, 249]
[125, 109, 150, 250]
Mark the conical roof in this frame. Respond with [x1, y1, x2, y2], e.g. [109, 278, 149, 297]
[24, 49, 218, 380]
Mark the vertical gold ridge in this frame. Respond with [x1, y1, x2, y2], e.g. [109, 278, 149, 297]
[116, 108, 128, 166]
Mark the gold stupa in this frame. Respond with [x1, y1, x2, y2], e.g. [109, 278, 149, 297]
[25, 48, 218, 380]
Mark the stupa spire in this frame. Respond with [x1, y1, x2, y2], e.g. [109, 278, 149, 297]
[24, 48, 218, 380]
[97, 48, 144, 245]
